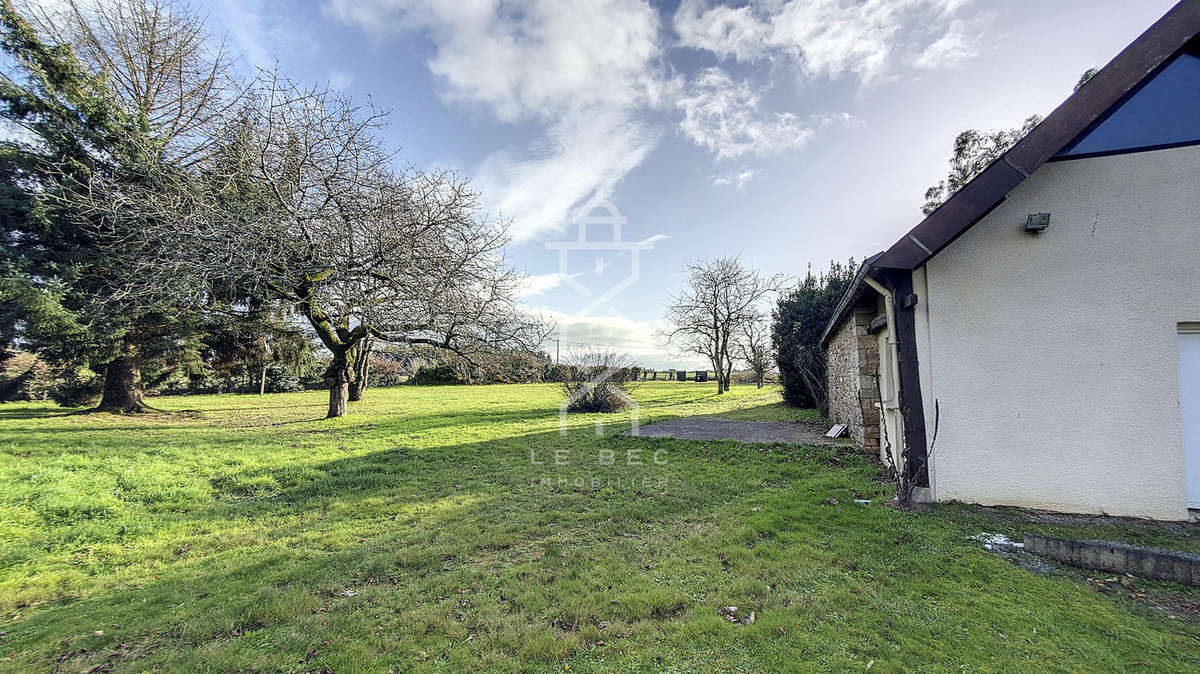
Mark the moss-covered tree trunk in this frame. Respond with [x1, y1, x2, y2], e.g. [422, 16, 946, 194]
[348, 335, 372, 402]
[296, 281, 364, 419]
[97, 339, 146, 413]
[325, 351, 351, 418]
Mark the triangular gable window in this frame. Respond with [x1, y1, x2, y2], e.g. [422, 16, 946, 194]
[1055, 42, 1200, 159]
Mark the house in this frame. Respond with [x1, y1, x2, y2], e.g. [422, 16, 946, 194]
[821, 0, 1200, 520]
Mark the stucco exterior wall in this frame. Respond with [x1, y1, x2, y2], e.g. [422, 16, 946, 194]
[826, 306, 880, 453]
[914, 144, 1200, 520]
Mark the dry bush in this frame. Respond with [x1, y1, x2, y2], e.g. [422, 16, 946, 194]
[560, 350, 640, 413]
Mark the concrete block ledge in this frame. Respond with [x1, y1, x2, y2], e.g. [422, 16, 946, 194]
[1024, 534, 1200, 586]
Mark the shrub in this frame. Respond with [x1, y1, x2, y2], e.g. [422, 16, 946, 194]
[409, 364, 464, 386]
[48, 366, 103, 407]
[476, 350, 550, 384]
[1, 353, 102, 406]
[560, 350, 639, 413]
[543, 363, 571, 383]
[367, 355, 408, 387]
[772, 259, 857, 414]
[0, 351, 54, 401]
[300, 357, 331, 390]
[263, 364, 303, 393]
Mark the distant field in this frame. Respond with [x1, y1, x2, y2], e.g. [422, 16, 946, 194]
[1, 383, 1197, 672]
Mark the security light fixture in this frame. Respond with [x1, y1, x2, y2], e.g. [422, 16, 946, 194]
[1024, 212, 1051, 234]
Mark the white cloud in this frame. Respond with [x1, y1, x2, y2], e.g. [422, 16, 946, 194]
[674, 0, 979, 82]
[215, 0, 317, 72]
[678, 68, 851, 160]
[534, 309, 706, 369]
[671, 0, 768, 63]
[326, 0, 671, 118]
[324, 0, 918, 237]
[518, 272, 585, 298]
[326, 0, 673, 240]
[913, 20, 978, 69]
[476, 110, 660, 241]
[712, 168, 758, 188]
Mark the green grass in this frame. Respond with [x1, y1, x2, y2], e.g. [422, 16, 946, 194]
[0, 382, 1197, 672]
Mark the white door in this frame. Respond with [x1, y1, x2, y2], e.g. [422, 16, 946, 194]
[1180, 329, 1200, 509]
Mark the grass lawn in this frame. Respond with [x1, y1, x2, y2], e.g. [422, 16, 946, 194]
[1, 382, 1198, 672]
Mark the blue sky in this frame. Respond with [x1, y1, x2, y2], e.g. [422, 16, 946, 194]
[205, 0, 1177, 368]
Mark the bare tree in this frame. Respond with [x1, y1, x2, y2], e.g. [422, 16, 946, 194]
[22, 0, 238, 163]
[661, 257, 785, 394]
[198, 74, 547, 417]
[738, 321, 773, 389]
[53, 71, 548, 416]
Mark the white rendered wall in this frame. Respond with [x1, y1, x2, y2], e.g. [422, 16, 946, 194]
[914, 145, 1200, 520]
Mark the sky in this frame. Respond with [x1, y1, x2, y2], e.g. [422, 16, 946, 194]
[200, 0, 1179, 368]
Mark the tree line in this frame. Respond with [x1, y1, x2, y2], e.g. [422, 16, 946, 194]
[0, 0, 546, 418]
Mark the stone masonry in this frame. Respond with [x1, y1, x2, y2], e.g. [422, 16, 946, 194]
[825, 303, 881, 454]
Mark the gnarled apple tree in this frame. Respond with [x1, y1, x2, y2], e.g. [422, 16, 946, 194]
[206, 75, 546, 417]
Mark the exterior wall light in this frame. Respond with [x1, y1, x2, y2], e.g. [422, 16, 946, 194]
[1024, 212, 1051, 234]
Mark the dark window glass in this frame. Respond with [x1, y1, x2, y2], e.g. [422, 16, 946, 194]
[1056, 47, 1200, 158]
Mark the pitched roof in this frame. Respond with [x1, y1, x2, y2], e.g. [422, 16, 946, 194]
[820, 0, 1200, 347]
[874, 0, 1200, 271]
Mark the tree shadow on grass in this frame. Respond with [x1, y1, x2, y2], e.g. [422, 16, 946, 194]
[1, 424, 869, 670]
[0, 404, 563, 440]
[0, 406, 82, 420]
[632, 402, 823, 429]
[16, 418, 1198, 672]
[172, 402, 328, 413]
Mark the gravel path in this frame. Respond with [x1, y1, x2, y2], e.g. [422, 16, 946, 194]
[626, 418, 833, 445]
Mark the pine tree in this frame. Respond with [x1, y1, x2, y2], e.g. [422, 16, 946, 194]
[0, 0, 193, 411]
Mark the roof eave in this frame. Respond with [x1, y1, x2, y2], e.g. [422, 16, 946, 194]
[818, 252, 885, 348]
[874, 0, 1200, 272]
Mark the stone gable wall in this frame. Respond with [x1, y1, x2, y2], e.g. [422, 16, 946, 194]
[825, 307, 881, 454]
